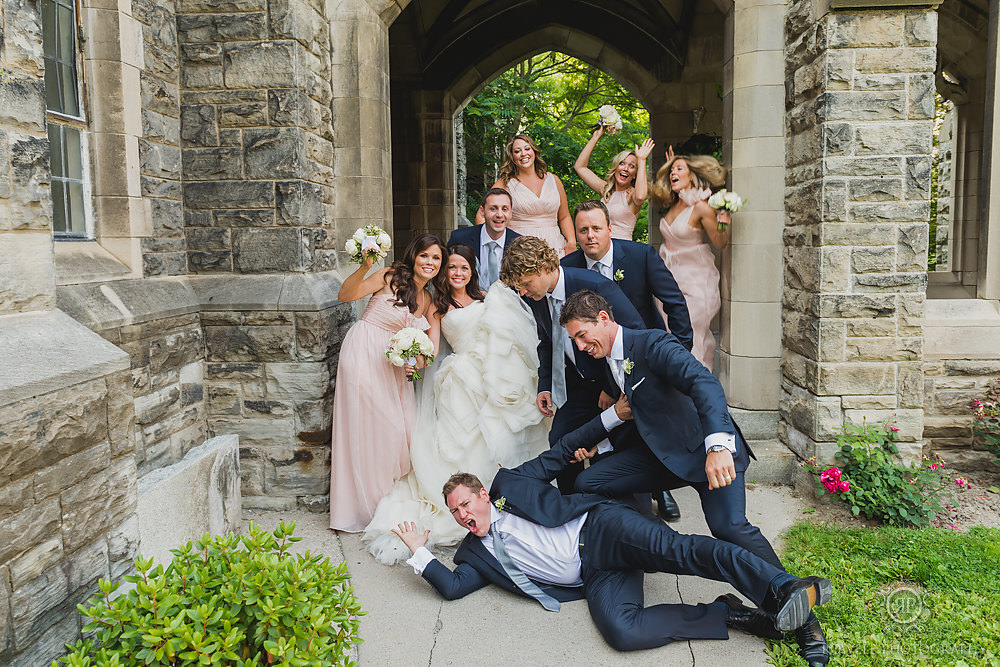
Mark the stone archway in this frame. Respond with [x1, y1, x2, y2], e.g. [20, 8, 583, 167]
[329, 0, 789, 439]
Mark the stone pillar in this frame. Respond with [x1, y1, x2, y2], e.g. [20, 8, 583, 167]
[0, 0, 56, 314]
[330, 0, 394, 259]
[178, 0, 335, 274]
[980, 0, 1000, 299]
[782, 1, 936, 464]
[718, 0, 785, 438]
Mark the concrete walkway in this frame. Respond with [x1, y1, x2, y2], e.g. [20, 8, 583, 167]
[243, 483, 810, 666]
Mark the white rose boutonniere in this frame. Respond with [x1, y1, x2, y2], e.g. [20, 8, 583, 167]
[614, 269, 624, 282]
[622, 358, 634, 375]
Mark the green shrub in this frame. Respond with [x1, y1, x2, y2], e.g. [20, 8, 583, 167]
[802, 421, 954, 528]
[54, 521, 363, 666]
[970, 377, 1000, 463]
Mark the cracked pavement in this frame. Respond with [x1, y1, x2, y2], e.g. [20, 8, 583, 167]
[244, 483, 808, 666]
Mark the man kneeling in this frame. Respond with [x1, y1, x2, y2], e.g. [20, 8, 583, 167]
[392, 417, 831, 651]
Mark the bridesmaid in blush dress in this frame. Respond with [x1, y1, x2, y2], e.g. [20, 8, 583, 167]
[649, 153, 730, 371]
[478, 134, 575, 257]
[574, 125, 655, 240]
[329, 233, 445, 533]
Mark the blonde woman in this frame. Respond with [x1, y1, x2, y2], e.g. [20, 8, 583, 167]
[649, 154, 730, 371]
[573, 125, 655, 240]
[478, 134, 576, 257]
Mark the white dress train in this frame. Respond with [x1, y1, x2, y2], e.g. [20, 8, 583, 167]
[362, 284, 549, 564]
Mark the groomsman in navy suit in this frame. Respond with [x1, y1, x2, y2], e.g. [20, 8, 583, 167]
[499, 235, 644, 492]
[562, 198, 693, 520]
[391, 415, 832, 652]
[447, 188, 520, 289]
[560, 290, 830, 667]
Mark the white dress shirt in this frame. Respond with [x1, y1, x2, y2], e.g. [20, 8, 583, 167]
[603, 325, 737, 455]
[407, 506, 587, 587]
[479, 226, 507, 288]
[585, 244, 614, 280]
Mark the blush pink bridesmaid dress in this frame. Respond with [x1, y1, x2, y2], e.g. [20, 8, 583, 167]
[657, 205, 720, 371]
[605, 189, 638, 241]
[507, 173, 568, 257]
[329, 293, 430, 532]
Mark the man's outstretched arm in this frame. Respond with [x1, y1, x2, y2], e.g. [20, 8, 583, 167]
[393, 522, 490, 600]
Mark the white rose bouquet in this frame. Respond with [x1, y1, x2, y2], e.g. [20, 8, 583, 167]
[706, 189, 746, 231]
[385, 327, 435, 381]
[592, 104, 623, 135]
[345, 224, 391, 264]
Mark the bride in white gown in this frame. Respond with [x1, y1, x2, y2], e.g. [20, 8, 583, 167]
[363, 243, 549, 564]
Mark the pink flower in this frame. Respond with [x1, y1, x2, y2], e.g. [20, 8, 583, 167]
[930, 463, 938, 471]
[956, 477, 968, 487]
[908, 479, 916, 484]
[890, 426, 900, 432]
[820, 467, 841, 484]
[838, 481, 850, 493]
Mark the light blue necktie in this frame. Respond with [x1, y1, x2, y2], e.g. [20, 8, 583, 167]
[489, 523, 560, 612]
[549, 296, 567, 407]
[486, 240, 500, 287]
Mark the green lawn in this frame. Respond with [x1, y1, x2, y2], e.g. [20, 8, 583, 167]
[766, 522, 1000, 667]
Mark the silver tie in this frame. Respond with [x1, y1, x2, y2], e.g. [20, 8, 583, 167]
[591, 262, 610, 279]
[486, 240, 500, 287]
[550, 296, 567, 407]
[490, 523, 561, 612]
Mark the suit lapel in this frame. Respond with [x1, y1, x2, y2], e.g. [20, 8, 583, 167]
[622, 328, 637, 398]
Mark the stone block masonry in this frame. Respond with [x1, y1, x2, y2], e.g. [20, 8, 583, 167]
[782, 2, 936, 465]
[177, 0, 337, 275]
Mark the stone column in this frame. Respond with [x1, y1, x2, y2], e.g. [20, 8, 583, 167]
[980, 0, 1000, 299]
[782, 0, 937, 464]
[718, 0, 785, 438]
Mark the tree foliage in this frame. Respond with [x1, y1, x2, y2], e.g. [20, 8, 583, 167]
[462, 52, 651, 239]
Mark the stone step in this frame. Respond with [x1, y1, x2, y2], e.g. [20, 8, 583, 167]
[745, 439, 798, 485]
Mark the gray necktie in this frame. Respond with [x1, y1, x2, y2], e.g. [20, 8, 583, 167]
[486, 240, 500, 286]
[591, 261, 610, 279]
[489, 523, 561, 612]
[550, 296, 567, 407]
[610, 358, 624, 392]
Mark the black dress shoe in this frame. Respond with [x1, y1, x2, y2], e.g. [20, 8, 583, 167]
[768, 576, 832, 632]
[795, 611, 830, 666]
[716, 594, 783, 640]
[656, 489, 681, 521]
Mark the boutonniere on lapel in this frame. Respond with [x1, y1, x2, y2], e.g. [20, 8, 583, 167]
[494, 496, 507, 512]
[622, 358, 634, 375]
[614, 269, 624, 282]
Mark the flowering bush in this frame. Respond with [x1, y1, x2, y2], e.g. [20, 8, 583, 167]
[801, 421, 953, 528]
[969, 378, 1000, 463]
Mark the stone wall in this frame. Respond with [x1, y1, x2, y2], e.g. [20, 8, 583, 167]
[0, 0, 56, 314]
[0, 316, 137, 666]
[781, 1, 937, 464]
[177, 0, 336, 274]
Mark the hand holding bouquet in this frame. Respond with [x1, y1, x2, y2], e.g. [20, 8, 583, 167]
[345, 225, 391, 264]
[706, 189, 746, 231]
[589, 105, 623, 135]
[385, 327, 435, 381]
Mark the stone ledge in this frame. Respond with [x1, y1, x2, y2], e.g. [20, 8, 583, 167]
[925, 298, 1000, 359]
[745, 439, 799, 484]
[53, 240, 135, 286]
[137, 434, 240, 565]
[0, 310, 129, 408]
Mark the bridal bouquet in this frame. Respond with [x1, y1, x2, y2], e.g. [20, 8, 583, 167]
[707, 189, 746, 231]
[596, 105, 623, 134]
[345, 224, 391, 264]
[385, 327, 435, 381]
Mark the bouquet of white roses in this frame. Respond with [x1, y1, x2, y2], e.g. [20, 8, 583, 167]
[706, 189, 746, 231]
[345, 224, 391, 264]
[385, 327, 435, 381]
[594, 104, 623, 135]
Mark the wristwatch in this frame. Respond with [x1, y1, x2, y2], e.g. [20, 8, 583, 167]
[707, 444, 729, 454]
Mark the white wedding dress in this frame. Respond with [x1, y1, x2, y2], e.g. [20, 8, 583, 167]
[362, 285, 549, 564]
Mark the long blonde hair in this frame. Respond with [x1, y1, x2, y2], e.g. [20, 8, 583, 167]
[650, 155, 726, 208]
[498, 134, 548, 185]
[602, 149, 637, 201]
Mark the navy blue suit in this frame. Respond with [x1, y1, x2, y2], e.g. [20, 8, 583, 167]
[575, 327, 781, 567]
[562, 239, 694, 351]
[418, 416, 792, 651]
[447, 225, 520, 285]
[527, 267, 644, 491]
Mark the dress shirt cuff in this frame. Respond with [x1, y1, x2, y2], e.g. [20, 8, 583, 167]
[601, 406, 625, 432]
[595, 438, 614, 455]
[704, 432, 737, 455]
[406, 546, 436, 574]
